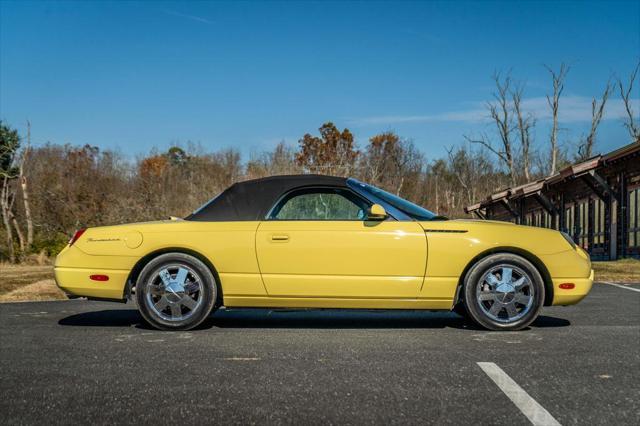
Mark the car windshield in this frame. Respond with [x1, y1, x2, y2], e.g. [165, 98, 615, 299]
[350, 180, 440, 221]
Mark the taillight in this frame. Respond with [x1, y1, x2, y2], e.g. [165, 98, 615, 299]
[69, 228, 87, 246]
[559, 283, 576, 290]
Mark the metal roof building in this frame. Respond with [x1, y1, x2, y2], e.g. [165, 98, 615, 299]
[465, 142, 640, 260]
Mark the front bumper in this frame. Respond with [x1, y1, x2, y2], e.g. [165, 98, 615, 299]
[551, 269, 594, 305]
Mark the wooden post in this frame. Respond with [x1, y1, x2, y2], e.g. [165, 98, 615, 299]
[610, 196, 617, 260]
[619, 172, 627, 258]
[559, 193, 566, 233]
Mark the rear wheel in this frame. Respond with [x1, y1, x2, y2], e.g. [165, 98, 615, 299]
[462, 253, 544, 331]
[135, 253, 217, 331]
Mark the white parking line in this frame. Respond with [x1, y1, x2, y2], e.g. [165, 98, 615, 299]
[601, 282, 640, 293]
[477, 362, 561, 426]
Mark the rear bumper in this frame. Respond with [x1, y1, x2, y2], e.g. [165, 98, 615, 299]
[54, 267, 130, 300]
[54, 244, 135, 300]
[551, 269, 594, 305]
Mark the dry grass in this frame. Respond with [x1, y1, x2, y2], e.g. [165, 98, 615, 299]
[593, 258, 640, 283]
[0, 279, 66, 302]
[0, 264, 65, 302]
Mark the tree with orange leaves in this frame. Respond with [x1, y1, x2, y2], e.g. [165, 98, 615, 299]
[296, 122, 358, 176]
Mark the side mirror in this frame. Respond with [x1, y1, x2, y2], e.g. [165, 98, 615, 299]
[367, 204, 388, 221]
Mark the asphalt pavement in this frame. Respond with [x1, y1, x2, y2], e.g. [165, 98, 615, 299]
[1, 283, 638, 425]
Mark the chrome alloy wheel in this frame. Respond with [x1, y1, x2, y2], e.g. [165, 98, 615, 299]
[144, 264, 204, 322]
[476, 264, 534, 323]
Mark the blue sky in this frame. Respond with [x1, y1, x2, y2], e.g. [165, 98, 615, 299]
[1, 0, 638, 161]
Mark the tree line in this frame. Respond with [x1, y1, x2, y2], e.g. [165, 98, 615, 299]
[1, 62, 638, 263]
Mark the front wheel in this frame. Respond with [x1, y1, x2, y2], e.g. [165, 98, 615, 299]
[462, 253, 545, 331]
[135, 253, 218, 331]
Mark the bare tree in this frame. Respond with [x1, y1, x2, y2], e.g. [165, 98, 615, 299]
[0, 122, 21, 262]
[0, 175, 16, 262]
[361, 132, 422, 195]
[578, 81, 611, 160]
[512, 83, 534, 181]
[10, 207, 26, 252]
[21, 121, 34, 247]
[618, 60, 640, 141]
[545, 63, 570, 175]
[246, 141, 300, 178]
[446, 146, 477, 205]
[466, 73, 517, 186]
[1, 177, 27, 257]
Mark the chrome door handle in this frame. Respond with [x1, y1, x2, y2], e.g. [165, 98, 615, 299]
[271, 234, 289, 241]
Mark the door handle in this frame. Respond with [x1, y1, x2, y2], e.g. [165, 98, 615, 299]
[271, 234, 290, 241]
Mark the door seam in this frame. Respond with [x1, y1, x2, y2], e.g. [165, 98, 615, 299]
[254, 221, 271, 296]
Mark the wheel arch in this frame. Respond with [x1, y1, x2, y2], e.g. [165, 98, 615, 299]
[124, 247, 223, 306]
[453, 246, 554, 307]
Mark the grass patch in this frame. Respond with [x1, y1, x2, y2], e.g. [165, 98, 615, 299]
[0, 264, 65, 301]
[593, 258, 640, 283]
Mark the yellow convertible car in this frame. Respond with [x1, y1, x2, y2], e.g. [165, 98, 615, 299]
[55, 175, 593, 331]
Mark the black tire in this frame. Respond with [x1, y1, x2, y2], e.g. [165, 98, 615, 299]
[452, 302, 470, 320]
[462, 253, 544, 331]
[135, 253, 218, 331]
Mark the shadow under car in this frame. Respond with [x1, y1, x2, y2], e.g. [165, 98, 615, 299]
[58, 307, 570, 330]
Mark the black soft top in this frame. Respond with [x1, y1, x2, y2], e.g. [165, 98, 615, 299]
[186, 174, 349, 221]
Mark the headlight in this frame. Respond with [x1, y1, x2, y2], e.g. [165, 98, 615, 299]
[560, 231, 577, 250]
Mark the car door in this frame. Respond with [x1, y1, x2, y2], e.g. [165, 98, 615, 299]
[255, 187, 427, 298]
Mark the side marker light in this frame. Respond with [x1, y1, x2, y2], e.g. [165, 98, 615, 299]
[90, 275, 109, 282]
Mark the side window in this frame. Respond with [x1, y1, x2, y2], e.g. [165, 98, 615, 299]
[270, 188, 369, 221]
